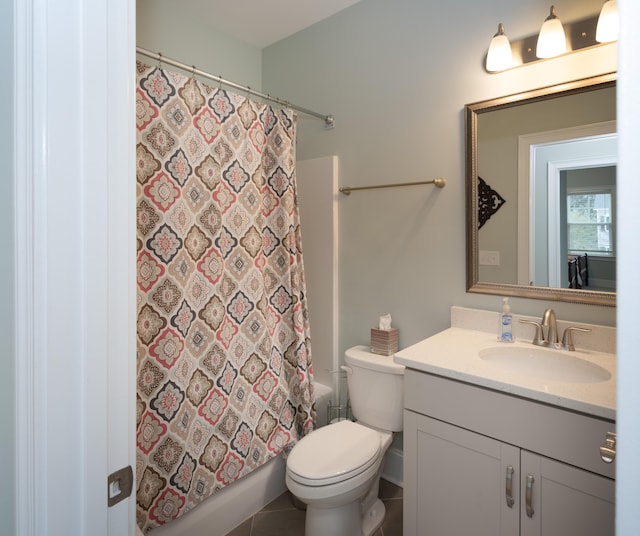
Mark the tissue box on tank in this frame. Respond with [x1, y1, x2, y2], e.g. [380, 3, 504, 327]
[370, 328, 399, 356]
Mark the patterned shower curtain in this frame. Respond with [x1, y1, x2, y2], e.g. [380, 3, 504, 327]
[135, 61, 315, 532]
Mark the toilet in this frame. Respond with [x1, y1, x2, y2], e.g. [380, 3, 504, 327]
[285, 345, 405, 536]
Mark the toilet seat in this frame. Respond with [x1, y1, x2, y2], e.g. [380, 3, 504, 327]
[287, 420, 381, 486]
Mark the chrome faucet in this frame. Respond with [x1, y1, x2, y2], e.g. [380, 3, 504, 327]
[520, 308, 557, 347]
[541, 308, 559, 346]
[520, 308, 591, 350]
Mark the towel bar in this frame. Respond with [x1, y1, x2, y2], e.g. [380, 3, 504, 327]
[339, 177, 446, 195]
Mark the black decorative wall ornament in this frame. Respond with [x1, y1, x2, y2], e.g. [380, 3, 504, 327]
[477, 176, 506, 229]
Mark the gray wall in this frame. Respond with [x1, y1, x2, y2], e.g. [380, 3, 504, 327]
[136, 0, 617, 354]
[136, 0, 263, 90]
[262, 0, 616, 355]
[1, 0, 15, 532]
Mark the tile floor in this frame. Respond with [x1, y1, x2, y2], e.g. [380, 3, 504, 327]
[225, 479, 403, 536]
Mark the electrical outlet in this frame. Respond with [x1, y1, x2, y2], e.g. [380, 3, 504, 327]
[479, 250, 500, 266]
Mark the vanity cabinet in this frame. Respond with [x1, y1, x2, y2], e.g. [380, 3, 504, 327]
[519, 450, 614, 536]
[403, 370, 615, 536]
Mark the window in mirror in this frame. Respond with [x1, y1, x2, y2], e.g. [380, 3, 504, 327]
[567, 186, 615, 257]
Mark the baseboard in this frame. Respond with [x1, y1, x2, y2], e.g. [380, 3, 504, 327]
[381, 446, 403, 488]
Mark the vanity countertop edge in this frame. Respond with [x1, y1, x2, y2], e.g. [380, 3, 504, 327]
[394, 326, 616, 421]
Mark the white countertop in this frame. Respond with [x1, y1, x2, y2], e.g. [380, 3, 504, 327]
[394, 327, 616, 421]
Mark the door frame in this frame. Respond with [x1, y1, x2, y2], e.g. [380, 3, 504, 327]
[517, 121, 616, 285]
[13, 0, 137, 534]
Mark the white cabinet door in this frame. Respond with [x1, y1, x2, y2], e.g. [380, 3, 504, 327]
[520, 450, 615, 536]
[404, 410, 520, 536]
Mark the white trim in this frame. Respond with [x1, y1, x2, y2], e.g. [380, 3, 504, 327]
[14, 0, 137, 534]
[87, 0, 137, 533]
[546, 160, 561, 287]
[617, 2, 640, 532]
[330, 157, 340, 402]
[14, 0, 47, 533]
[296, 156, 340, 401]
[517, 121, 616, 286]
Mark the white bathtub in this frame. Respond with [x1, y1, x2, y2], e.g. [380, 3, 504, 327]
[147, 453, 287, 536]
[144, 382, 333, 536]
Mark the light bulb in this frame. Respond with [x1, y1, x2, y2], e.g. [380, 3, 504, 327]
[536, 6, 567, 59]
[486, 23, 514, 72]
[596, 0, 618, 43]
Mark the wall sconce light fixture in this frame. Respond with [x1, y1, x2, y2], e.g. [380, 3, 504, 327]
[485, 2, 618, 73]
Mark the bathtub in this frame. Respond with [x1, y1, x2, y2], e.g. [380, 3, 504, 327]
[143, 382, 333, 536]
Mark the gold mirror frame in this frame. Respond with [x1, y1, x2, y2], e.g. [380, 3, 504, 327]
[465, 73, 617, 306]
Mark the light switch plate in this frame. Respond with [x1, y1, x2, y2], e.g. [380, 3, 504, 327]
[479, 250, 500, 266]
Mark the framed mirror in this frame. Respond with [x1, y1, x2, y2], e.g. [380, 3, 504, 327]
[466, 73, 617, 306]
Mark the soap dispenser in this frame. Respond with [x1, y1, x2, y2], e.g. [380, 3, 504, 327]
[498, 298, 513, 342]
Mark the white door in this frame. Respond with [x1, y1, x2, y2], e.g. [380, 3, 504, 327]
[13, 0, 137, 534]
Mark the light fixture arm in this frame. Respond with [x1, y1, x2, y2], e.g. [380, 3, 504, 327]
[545, 5, 559, 23]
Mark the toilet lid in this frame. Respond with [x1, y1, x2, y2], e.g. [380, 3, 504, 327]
[287, 420, 381, 486]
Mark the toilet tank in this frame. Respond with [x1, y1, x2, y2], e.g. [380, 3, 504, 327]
[343, 345, 405, 432]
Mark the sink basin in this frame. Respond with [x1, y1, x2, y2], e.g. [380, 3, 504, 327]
[479, 346, 611, 383]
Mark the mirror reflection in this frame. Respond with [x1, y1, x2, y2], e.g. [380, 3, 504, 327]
[466, 73, 616, 306]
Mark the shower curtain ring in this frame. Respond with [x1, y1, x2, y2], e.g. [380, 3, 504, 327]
[157, 52, 162, 68]
[191, 65, 196, 79]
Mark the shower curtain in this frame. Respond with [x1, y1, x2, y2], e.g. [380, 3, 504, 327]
[135, 61, 315, 532]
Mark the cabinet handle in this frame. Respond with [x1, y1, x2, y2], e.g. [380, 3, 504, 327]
[525, 475, 535, 518]
[599, 432, 616, 463]
[505, 465, 515, 508]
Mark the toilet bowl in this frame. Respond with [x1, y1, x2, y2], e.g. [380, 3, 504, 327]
[285, 346, 404, 536]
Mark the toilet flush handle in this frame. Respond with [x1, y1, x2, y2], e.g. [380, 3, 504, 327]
[340, 365, 353, 375]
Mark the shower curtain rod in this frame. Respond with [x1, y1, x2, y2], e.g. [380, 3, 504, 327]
[136, 47, 335, 128]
